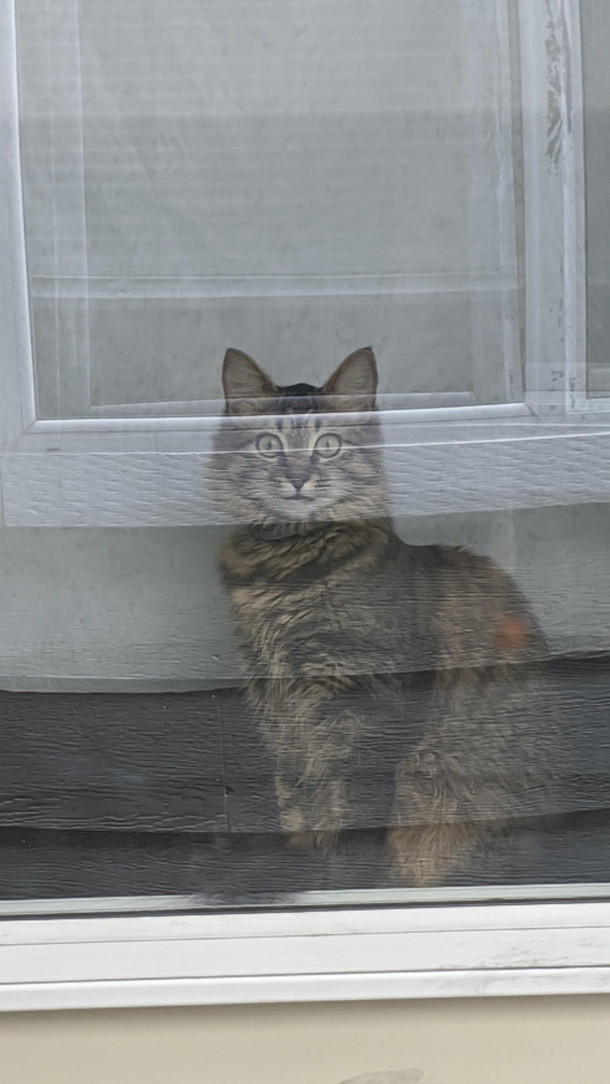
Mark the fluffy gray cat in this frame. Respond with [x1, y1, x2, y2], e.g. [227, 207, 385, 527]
[211, 346, 562, 885]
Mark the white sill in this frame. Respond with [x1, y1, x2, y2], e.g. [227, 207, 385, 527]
[7, 405, 610, 526]
[2, 894, 610, 1011]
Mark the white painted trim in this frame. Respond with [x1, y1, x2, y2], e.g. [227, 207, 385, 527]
[0, 0, 37, 457]
[27, 0, 92, 419]
[1, 900, 610, 1011]
[461, 0, 522, 405]
[562, 0, 588, 412]
[5, 968, 610, 1012]
[5, 897, 610, 934]
[1, 881, 610, 918]
[29, 272, 522, 301]
[22, 400, 530, 437]
[6, 419, 610, 526]
[519, 0, 588, 416]
[86, 392, 476, 419]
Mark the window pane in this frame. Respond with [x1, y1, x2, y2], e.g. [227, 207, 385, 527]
[17, 0, 524, 417]
[2, 0, 610, 913]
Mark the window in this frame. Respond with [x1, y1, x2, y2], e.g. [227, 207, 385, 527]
[17, 0, 523, 420]
[1, 0, 610, 1009]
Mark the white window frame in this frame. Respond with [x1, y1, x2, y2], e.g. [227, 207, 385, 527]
[1, 0, 610, 1011]
[2, 893, 610, 1011]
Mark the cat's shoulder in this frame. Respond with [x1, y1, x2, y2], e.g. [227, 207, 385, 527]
[393, 536, 497, 571]
[393, 536, 519, 593]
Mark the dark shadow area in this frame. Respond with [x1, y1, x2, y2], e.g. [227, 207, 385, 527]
[0, 654, 609, 903]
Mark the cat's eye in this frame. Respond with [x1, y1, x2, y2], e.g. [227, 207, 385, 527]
[314, 433, 342, 458]
[256, 433, 283, 455]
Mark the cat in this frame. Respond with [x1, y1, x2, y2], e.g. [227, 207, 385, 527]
[211, 345, 562, 886]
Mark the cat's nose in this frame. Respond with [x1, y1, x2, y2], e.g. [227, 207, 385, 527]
[285, 467, 312, 493]
[288, 478, 309, 495]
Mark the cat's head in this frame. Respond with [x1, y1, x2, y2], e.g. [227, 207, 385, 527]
[211, 347, 388, 526]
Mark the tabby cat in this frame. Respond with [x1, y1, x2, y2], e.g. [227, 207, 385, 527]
[211, 346, 561, 886]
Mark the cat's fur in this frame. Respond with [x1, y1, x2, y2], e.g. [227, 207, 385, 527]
[211, 346, 562, 885]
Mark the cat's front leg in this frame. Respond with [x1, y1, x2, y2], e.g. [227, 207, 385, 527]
[258, 677, 366, 854]
[387, 822, 481, 887]
[274, 761, 350, 855]
[275, 774, 347, 854]
[269, 703, 364, 854]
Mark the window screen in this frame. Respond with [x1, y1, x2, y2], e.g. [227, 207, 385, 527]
[0, 0, 609, 911]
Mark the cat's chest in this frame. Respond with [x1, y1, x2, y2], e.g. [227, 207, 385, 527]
[224, 560, 408, 676]
[228, 573, 354, 639]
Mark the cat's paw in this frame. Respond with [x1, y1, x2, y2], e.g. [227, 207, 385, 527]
[277, 777, 346, 853]
[287, 829, 339, 856]
[387, 823, 478, 887]
[287, 830, 316, 850]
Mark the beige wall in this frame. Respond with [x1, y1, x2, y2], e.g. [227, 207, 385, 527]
[0, 997, 609, 1084]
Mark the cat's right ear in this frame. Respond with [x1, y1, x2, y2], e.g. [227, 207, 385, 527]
[221, 349, 278, 415]
[322, 347, 378, 412]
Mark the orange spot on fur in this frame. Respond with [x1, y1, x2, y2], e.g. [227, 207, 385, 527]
[494, 613, 528, 652]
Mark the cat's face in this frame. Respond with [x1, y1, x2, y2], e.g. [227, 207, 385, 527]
[211, 347, 388, 526]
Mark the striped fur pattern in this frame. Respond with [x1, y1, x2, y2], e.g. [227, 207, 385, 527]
[211, 347, 562, 886]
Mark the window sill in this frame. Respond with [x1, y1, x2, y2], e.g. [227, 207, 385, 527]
[5, 405, 610, 525]
[2, 897, 610, 1011]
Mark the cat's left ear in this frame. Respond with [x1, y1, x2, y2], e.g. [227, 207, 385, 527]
[222, 348, 278, 415]
[321, 347, 378, 411]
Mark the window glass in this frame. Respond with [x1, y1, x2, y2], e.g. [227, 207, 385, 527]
[1, 0, 609, 911]
[17, 0, 523, 417]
